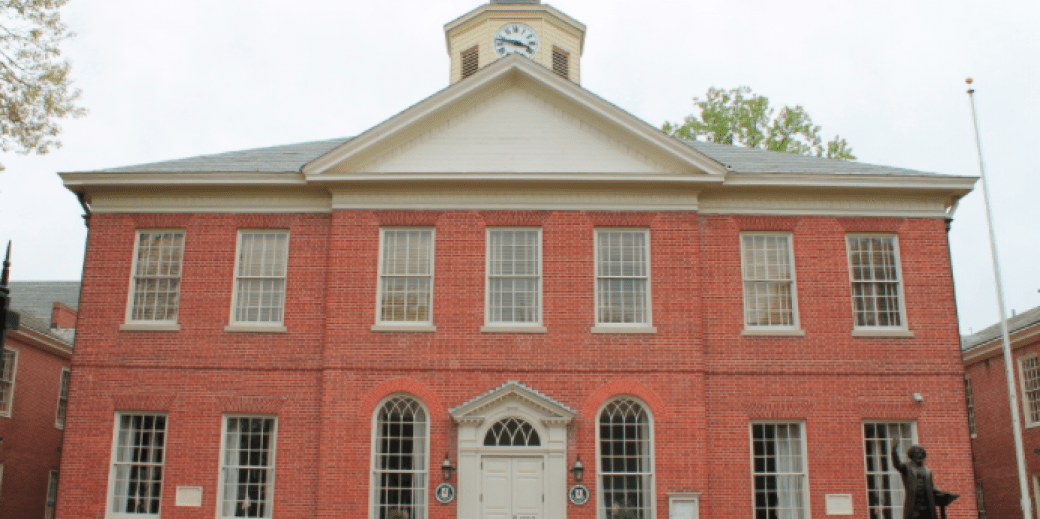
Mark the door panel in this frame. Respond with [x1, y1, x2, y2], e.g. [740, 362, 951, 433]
[482, 457, 543, 519]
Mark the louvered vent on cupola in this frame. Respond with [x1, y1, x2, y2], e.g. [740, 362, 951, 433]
[552, 47, 569, 79]
[461, 46, 479, 78]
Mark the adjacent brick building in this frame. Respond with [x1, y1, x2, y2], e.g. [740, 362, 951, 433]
[1, 281, 80, 518]
[962, 305, 1040, 519]
[55, 2, 980, 518]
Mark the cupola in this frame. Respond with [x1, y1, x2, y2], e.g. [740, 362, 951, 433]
[445, 0, 586, 84]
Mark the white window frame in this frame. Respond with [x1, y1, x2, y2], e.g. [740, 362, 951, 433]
[484, 227, 543, 330]
[965, 376, 977, 438]
[106, 412, 168, 518]
[369, 394, 430, 519]
[596, 396, 656, 519]
[45, 470, 59, 519]
[216, 414, 279, 519]
[846, 234, 908, 331]
[750, 420, 811, 519]
[56, 367, 71, 429]
[739, 232, 801, 332]
[0, 347, 19, 418]
[593, 228, 653, 331]
[1019, 354, 1040, 428]
[374, 228, 436, 329]
[124, 229, 186, 326]
[228, 230, 290, 329]
[862, 421, 917, 519]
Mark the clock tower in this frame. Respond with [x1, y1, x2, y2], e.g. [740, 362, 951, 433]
[445, 0, 586, 84]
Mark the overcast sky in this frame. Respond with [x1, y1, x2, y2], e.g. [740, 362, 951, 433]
[0, 0, 1036, 335]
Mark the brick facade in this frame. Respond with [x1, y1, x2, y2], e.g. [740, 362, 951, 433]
[54, 210, 978, 518]
[963, 311, 1040, 519]
[1, 316, 73, 518]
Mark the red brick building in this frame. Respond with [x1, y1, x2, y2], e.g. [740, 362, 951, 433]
[1, 282, 79, 518]
[962, 305, 1040, 519]
[55, 2, 980, 518]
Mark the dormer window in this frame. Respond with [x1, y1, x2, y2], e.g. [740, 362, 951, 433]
[461, 46, 479, 78]
[552, 47, 569, 79]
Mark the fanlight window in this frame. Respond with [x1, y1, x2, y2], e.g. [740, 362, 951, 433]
[483, 418, 541, 447]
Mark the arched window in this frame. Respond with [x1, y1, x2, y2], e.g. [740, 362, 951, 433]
[598, 398, 653, 519]
[483, 417, 541, 447]
[372, 396, 428, 519]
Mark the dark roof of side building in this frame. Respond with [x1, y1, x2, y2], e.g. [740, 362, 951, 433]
[6, 281, 80, 346]
[962, 305, 1040, 352]
[73, 136, 951, 178]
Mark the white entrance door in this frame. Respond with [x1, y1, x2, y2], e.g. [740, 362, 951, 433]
[482, 457, 543, 519]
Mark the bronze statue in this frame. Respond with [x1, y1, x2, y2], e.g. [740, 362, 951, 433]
[890, 444, 958, 519]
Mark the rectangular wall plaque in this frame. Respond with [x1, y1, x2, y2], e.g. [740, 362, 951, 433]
[825, 494, 853, 515]
[175, 486, 203, 507]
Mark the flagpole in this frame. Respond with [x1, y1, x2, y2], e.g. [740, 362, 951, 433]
[966, 77, 1032, 519]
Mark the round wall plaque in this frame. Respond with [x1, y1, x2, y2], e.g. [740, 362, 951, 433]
[435, 483, 456, 504]
[569, 484, 590, 505]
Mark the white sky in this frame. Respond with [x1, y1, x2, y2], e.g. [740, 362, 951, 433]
[0, 0, 1036, 335]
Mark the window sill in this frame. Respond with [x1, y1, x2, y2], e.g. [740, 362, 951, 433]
[224, 324, 287, 334]
[371, 324, 437, 333]
[590, 326, 657, 334]
[851, 329, 914, 338]
[741, 328, 805, 337]
[481, 325, 547, 334]
[120, 323, 181, 332]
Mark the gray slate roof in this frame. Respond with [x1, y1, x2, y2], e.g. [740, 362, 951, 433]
[962, 305, 1040, 352]
[6, 281, 80, 345]
[78, 135, 949, 178]
[86, 137, 352, 173]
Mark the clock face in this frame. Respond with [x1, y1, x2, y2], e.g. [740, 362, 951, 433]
[494, 23, 539, 58]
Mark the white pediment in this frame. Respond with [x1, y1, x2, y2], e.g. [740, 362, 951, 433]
[450, 381, 575, 426]
[358, 87, 671, 174]
[304, 56, 727, 179]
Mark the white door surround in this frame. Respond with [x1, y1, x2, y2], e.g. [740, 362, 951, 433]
[450, 381, 576, 519]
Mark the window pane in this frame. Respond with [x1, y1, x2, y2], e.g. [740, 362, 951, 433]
[220, 417, 276, 518]
[742, 235, 796, 327]
[233, 232, 289, 324]
[112, 413, 166, 515]
[131, 232, 185, 322]
[863, 422, 914, 519]
[848, 236, 903, 327]
[488, 230, 540, 324]
[374, 397, 428, 519]
[753, 423, 806, 519]
[380, 230, 434, 323]
[599, 399, 652, 519]
[1022, 358, 1040, 424]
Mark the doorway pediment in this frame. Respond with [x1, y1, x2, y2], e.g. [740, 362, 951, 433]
[450, 380, 575, 427]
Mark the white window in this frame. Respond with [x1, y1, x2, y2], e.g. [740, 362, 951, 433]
[595, 229, 651, 326]
[377, 229, 435, 325]
[56, 368, 71, 429]
[598, 398, 654, 519]
[371, 396, 428, 519]
[231, 231, 290, 325]
[863, 422, 916, 519]
[218, 416, 278, 519]
[741, 233, 799, 328]
[847, 235, 906, 328]
[752, 422, 809, 519]
[1019, 356, 1040, 427]
[486, 228, 541, 326]
[127, 230, 185, 323]
[965, 376, 977, 437]
[0, 348, 18, 417]
[45, 470, 59, 519]
[108, 413, 167, 516]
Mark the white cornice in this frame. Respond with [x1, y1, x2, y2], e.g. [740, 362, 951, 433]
[60, 171, 306, 190]
[963, 323, 1040, 364]
[89, 189, 332, 214]
[8, 326, 74, 358]
[698, 191, 954, 218]
[312, 172, 722, 184]
[723, 172, 977, 192]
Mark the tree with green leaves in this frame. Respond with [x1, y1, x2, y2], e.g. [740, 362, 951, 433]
[0, 0, 85, 170]
[663, 86, 855, 161]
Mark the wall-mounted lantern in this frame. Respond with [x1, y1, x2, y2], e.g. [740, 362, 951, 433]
[570, 456, 585, 483]
[442, 454, 456, 481]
